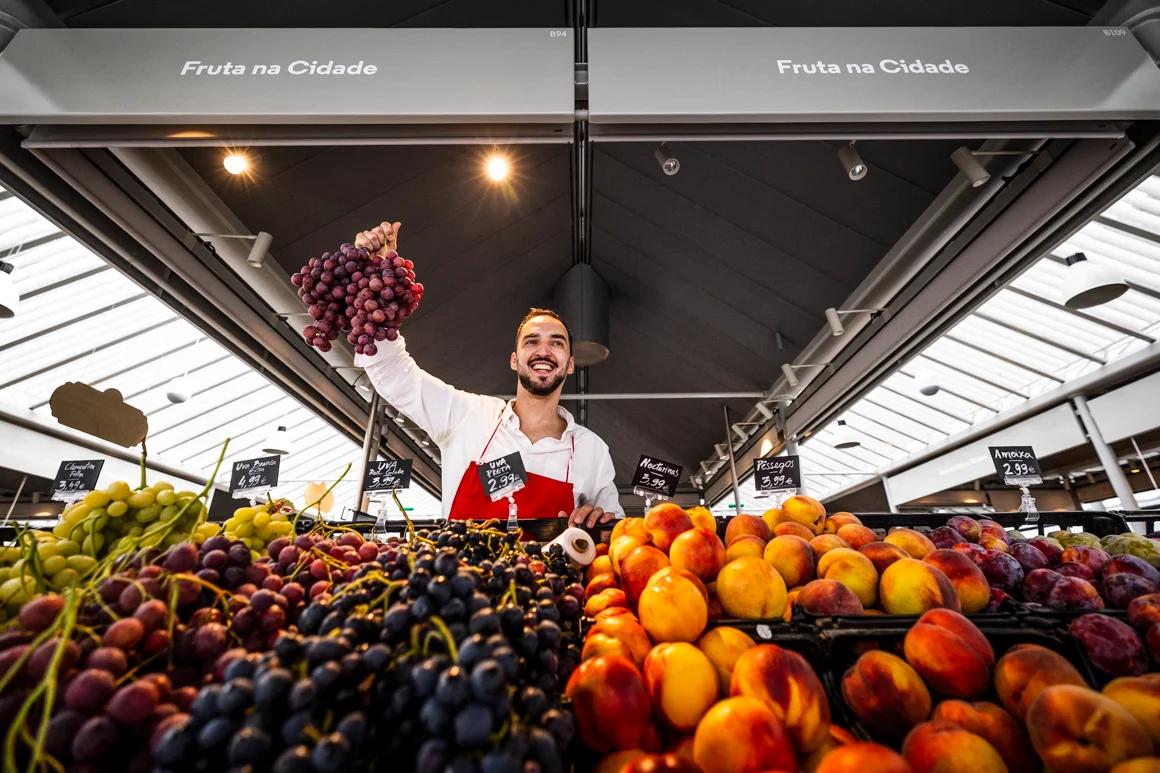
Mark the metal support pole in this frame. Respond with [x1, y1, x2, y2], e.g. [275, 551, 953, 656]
[1130, 435, 1158, 492]
[356, 392, 381, 513]
[777, 399, 798, 454]
[1072, 395, 1138, 509]
[2, 473, 27, 526]
[723, 405, 742, 515]
[880, 474, 897, 514]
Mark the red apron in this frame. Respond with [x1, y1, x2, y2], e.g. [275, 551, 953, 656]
[448, 412, 576, 521]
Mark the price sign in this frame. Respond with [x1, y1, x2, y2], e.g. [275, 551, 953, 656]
[477, 452, 528, 502]
[754, 455, 801, 495]
[989, 446, 1043, 486]
[230, 456, 281, 496]
[631, 455, 682, 500]
[50, 459, 104, 503]
[364, 459, 413, 492]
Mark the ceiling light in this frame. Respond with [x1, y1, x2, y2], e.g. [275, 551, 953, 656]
[1061, 252, 1128, 309]
[261, 425, 291, 456]
[486, 154, 510, 182]
[759, 437, 773, 456]
[825, 306, 887, 336]
[165, 375, 194, 405]
[831, 419, 861, 450]
[912, 369, 941, 397]
[654, 143, 680, 176]
[837, 141, 867, 181]
[0, 261, 18, 318]
[951, 146, 990, 188]
[223, 153, 250, 175]
[781, 361, 829, 389]
[394, 416, 406, 425]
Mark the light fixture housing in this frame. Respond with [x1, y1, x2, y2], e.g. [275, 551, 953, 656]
[831, 419, 861, 450]
[825, 307, 845, 336]
[912, 369, 941, 397]
[223, 153, 249, 175]
[552, 263, 610, 366]
[165, 375, 194, 405]
[1061, 252, 1128, 309]
[781, 362, 800, 388]
[261, 425, 291, 456]
[951, 146, 990, 188]
[654, 143, 680, 176]
[838, 141, 867, 181]
[246, 231, 273, 268]
[0, 261, 18, 318]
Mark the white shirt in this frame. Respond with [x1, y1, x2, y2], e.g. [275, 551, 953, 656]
[355, 336, 623, 518]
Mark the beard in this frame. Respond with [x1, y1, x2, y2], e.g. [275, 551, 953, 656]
[518, 368, 567, 397]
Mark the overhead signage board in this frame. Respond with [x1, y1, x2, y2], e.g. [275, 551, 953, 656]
[0, 28, 575, 124]
[587, 26, 1160, 124]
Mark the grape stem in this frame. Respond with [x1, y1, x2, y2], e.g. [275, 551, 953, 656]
[389, 488, 415, 543]
[426, 615, 458, 661]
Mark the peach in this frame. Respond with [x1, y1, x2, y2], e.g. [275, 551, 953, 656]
[1110, 758, 1160, 773]
[668, 735, 696, 765]
[621, 545, 670, 604]
[1102, 674, 1160, 746]
[904, 609, 994, 698]
[697, 626, 756, 695]
[648, 566, 709, 603]
[859, 541, 908, 575]
[638, 571, 708, 642]
[879, 558, 961, 616]
[611, 534, 649, 574]
[923, 549, 991, 614]
[799, 579, 864, 616]
[994, 643, 1088, 722]
[815, 743, 910, 773]
[784, 587, 801, 622]
[979, 520, 1009, 545]
[585, 587, 628, 617]
[595, 542, 610, 557]
[588, 555, 614, 583]
[818, 548, 879, 608]
[763, 535, 816, 588]
[643, 642, 719, 731]
[842, 650, 931, 741]
[774, 521, 817, 540]
[725, 514, 771, 546]
[835, 523, 877, 550]
[583, 632, 635, 662]
[566, 655, 653, 752]
[693, 696, 796, 773]
[932, 700, 1037, 773]
[946, 515, 982, 543]
[644, 503, 694, 553]
[611, 517, 649, 543]
[1027, 684, 1152, 773]
[623, 753, 700, 773]
[595, 750, 648, 773]
[810, 533, 852, 558]
[586, 572, 620, 599]
[884, 528, 937, 559]
[590, 614, 653, 666]
[731, 643, 832, 752]
[782, 495, 827, 533]
[716, 556, 788, 620]
[686, 506, 717, 533]
[902, 721, 1007, 773]
[726, 535, 767, 562]
[761, 506, 786, 534]
[824, 512, 862, 534]
[595, 606, 635, 623]
[979, 535, 1009, 553]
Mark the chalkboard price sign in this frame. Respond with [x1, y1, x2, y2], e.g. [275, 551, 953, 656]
[230, 456, 281, 495]
[754, 455, 801, 494]
[477, 452, 528, 502]
[631, 455, 682, 500]
[989, 446, 1043, 486]
[364, 459, 413, 492]
[51, 459, 104, 502]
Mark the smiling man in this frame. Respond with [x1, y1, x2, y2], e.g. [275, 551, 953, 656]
[353, 221, 621, 528]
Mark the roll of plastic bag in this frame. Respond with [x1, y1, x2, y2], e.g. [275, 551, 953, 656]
[546, 526, 597, 566]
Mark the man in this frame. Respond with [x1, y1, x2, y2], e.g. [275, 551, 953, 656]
[353, 220, 620, 529]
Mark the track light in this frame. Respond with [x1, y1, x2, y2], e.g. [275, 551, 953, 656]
[1061, 252, 1128, 309]
[951, 146, 990, 188]
[654, 143, 680, 176]
[780, 362, 828, 389]
[824, 306, 886, 337]
[831, 419, 861, 450]
[838, 141, 867, 181]
[262, 425, 291, 456]
[0, 261, 18, 318]
[187, 231, 273, 268]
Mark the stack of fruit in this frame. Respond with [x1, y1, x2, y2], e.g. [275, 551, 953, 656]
[222, 498, 296, 555]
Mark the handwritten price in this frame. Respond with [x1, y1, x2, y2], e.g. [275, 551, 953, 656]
[758, 473, 793, 490]
[1002, 462, 1037, 477]
[486, 472, 521, 495]
[637, 472, 669, 493]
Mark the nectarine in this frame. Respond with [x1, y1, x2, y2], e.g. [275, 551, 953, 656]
[566, 655, 653, 752]
[902, 720, 1007, 773]
[1027, 684, 1152, 773]
[782, 495, 826, 533]
[692, 696, 796, 773]
[818, 547, 878, 608]
[638, 572, 708, 642]
[763, 535, 816, 588]
[716, 556, 788, 620]
[903, 609, 994, 698]
[841, 650, 931, 741]
[879, 558, 960, 616]
[643, 642, 719, 732]
[725, 514, 771, 546]
[731, 643, 832, 752]
[994, 643, 1088, 722]
[696, 626, 755, 695]
[670, 528, 727, 582]
[644, 503, 694, 553]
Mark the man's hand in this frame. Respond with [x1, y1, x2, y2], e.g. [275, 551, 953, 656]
[561, 504, 613, 529]
[354, 221, 401, 256]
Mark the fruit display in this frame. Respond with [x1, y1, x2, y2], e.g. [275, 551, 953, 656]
[222, 499, 296, 554]
[291, 241, 423, 356]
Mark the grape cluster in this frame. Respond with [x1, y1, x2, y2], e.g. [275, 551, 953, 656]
[290, 243, 424, 356]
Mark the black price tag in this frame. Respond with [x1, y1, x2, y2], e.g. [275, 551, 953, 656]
[230, 456, 281, 496]
[364, 459, 413, 492]
[989, 446, 1043, 486]
[51, 459, 104, 502]
[477, 452, 527, 502]
[631, 455, 682, 500]
[754, 455, 801, 494]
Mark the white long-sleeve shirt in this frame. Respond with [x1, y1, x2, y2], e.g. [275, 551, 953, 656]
[354, 336, 623, 518]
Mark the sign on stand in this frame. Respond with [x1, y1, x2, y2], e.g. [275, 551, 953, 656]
[754, 455, 801, 497]
[230, 456, 280, 497]
[477, 452, 527, 502]
[50, 459, 104, 503]
[364, 459, 413, 493]
[989, 446, 1042, 521]
[631, 455, 682, 504]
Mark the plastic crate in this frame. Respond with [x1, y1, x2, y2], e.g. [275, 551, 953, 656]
[707, 619, 825, 668]
[851, 511, 1130, 538]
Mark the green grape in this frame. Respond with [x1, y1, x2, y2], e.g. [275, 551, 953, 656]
[107, 500, 129, 518]
[134, 503, 162, 523]
[156, 489, 178, 507]
[127, 490, 155, 509]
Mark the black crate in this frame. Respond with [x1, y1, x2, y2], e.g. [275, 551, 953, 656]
[850, 511, 1131, 538]
[707, 619, 825, 669]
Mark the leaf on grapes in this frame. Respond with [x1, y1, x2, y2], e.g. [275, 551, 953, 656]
[49, 382, 148, 447]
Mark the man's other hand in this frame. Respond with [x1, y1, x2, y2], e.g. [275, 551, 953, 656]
[560, 504, 613, 529]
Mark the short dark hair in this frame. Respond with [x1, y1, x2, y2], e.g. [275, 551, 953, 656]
[516, 307, 572, 350]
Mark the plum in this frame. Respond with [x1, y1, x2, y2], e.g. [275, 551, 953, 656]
[1068, 613, 1149, 677]
[976, 549, 1024, 593]
[1103, 554, 1160, 587]
[1023, 568, 1063, 605]
[929, 526, 964, 550]
[984, 587, 1013, 613]
[1101, 573, 1158, 610]
[1008, 542, 1048, 574]
[1057, 561, 1096, 582]
[946, 516, 982, 543]
[1027, 537, 1064, 566]
[1046, 576, 1104, 611]
[1059, 546, 1110, 577]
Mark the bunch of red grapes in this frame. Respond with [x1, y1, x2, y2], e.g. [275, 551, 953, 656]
[290, 243, 423, 356]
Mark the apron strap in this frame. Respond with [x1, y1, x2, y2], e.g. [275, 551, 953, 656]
[478, 410, 506, 461]
[565, 434, 575, 483]
[480, 404, 577, 480]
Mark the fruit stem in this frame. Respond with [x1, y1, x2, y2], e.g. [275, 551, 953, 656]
[427, 614, 459, 662]
[390, 488, 415, 543]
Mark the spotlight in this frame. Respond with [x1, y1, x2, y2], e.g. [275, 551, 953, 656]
[165, 375, 194, 405]
[912, 370, 940, 397]
[0, 261, 18, 318]
[838, 141, 867, 181]
[1061, 252, 1128, 309]
[223, 153, 249, 175]
[781, 363, 799, 388]
[261, 425, 291, 456]
[654, 143, 680, 176]
[187, 231, 273, 268]
[486, 154, 510, 182]
[824, 306, 886, 337]
[831, 419, 861, 450]
[951, 146, 990, 188]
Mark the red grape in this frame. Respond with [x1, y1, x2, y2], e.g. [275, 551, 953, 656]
[64, 668, 116, 713]
[72, 715, 119, 762]
[86, 646, 128, 676]
[103, 617, 145, 650]
[107, 681, 160, 725]
[134, 599, 168, 631]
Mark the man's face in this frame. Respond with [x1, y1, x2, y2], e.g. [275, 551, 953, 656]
[511, 316, 574, 397]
